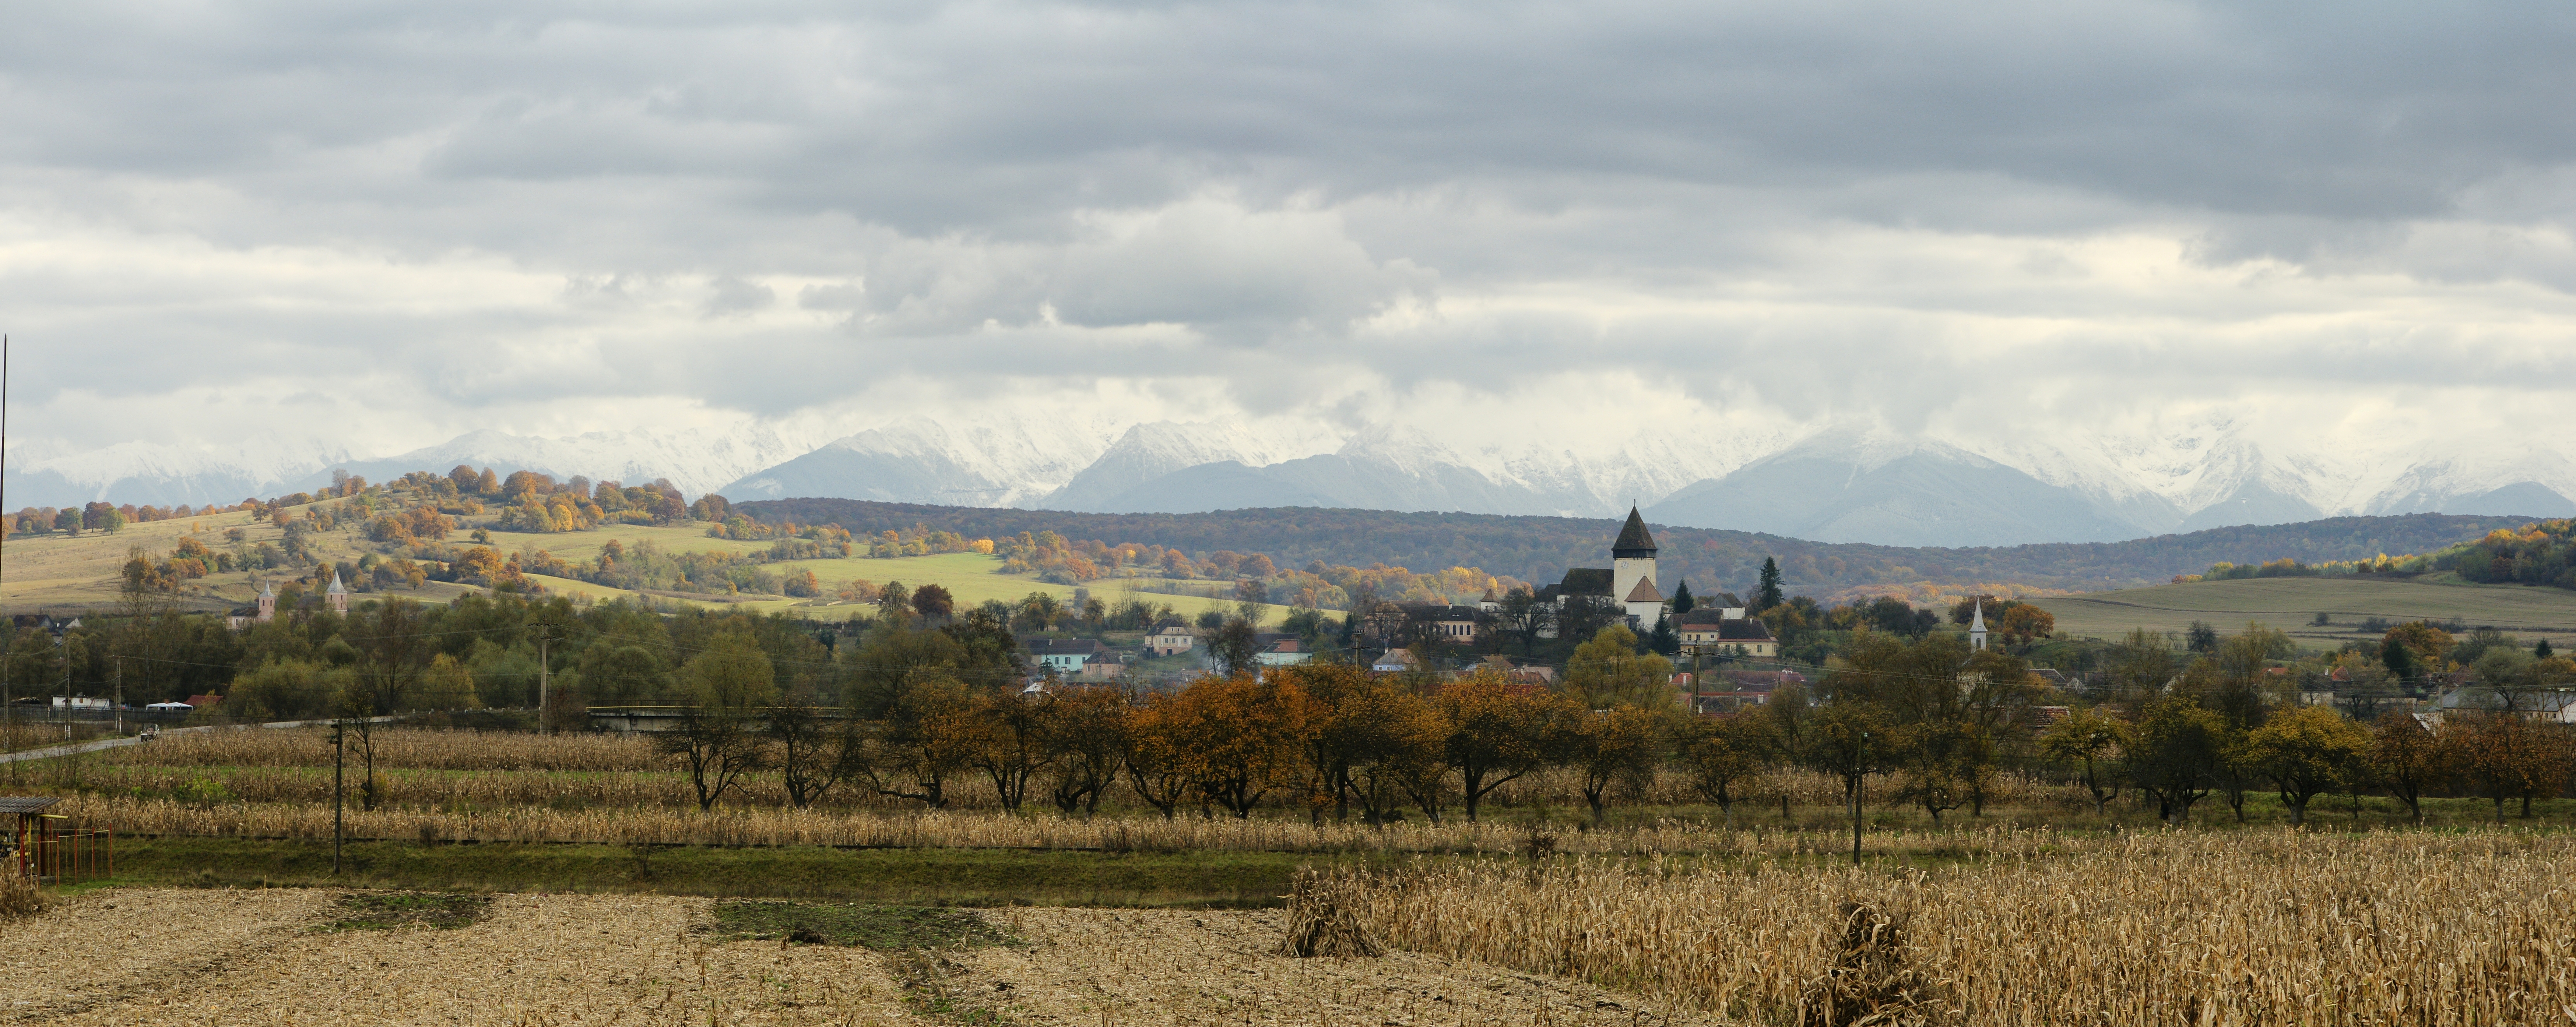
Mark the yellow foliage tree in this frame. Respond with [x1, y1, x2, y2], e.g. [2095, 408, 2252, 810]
[1563, 625, 1676, 711]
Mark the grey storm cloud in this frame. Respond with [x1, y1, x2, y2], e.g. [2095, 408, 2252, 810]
[1, 0, 2574, 458]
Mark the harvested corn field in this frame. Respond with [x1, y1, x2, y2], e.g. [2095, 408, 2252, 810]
[1328, 829, 2576, 1026]
[0, 889, 1704, 1026]
[49, 792, 2070, 856]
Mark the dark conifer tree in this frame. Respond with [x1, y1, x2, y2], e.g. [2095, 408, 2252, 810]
[1754, 558, 1785, 613]
[1647, 610, 1680, 657]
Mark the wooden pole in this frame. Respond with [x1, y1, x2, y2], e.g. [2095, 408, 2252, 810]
[1, 336, 8, 750]
[332, 721, 344, 875]
[1851, 731, 1867, 867]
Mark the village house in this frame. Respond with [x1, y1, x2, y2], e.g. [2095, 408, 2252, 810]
[1675, 608, 1777, 659]
[2432, 687, 2576, 724]
[1027, 638, 1108, 675]
[1254, 638, 1314, 667]
[1371, 647, 1421, 673]
[1144, 620, 1195, 657]
[1684, 668, 1807, 714]
[1398, 604, 1482, 644]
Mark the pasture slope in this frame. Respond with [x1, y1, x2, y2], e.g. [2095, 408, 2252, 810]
[0, 508, 1294, 623]
[2028, 574, 2576, 647]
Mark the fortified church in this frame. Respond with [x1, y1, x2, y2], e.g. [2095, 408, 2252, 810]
[1529, 507, 1668, 625]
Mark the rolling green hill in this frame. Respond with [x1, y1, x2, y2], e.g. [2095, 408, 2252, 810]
[0, 504, 1290, 625]
[2028, 576, 2576, 649]
[741, 498, 2532, 600]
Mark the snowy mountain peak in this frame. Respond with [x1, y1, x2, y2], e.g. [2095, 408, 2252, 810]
[26, 410, 2576, 548]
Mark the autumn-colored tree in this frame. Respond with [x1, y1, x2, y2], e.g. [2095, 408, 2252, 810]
[1161, 674, 1301, 817]
[2382, 621, 2457, 668]
[1997, 604, 2055, 646]
[2240, 705, 2371, 826]
[861, 677, 977, 808]
[2367, 709, 2454, 822]
[1562, 624, 1676, 711]
[1272, 664, 1445, 823]
[963, 691, 1057, 812]
[1044, 686, 1129, 815]
[2454, 713, 2569, 820]
[119, 545, 172, 615]
[1338, 674, 1452, 824]
[783, 568, 821, 598]
[1434, 670, 1565, 821]
[1567, 704, 1667, 826]
[2038, 708, 2131, 815]
[911, 583, 955, 621]
[452, 546, 506, 587]
[1121, 690, 1199, 818]
[1677, 713, 1771, 827]
[365, 515, 414, 545]
[448, 464, 480, 494]
[474, 467, 499, 495]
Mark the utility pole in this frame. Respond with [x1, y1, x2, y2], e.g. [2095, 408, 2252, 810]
[331, 720, 345, 875]
[112, 656, 122, 735]
[1851, 730, 1868, 867]
[1, 335, 10, 749]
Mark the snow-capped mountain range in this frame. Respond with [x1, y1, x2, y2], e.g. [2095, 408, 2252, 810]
[15, 414, 2573, 548]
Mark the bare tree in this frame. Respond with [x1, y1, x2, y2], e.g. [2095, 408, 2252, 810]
[1212, 617, 1261, 677]
[1047, 688, 1129, 815]
[770, 701, 863, 808]
[656, 705, 767, 811]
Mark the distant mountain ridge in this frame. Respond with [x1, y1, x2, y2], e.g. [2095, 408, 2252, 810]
[739, 497, 2536, 600]
[22, 413, 2576, 549]
[729, 419, 2576, 547]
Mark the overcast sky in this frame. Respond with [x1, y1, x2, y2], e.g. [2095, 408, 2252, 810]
[6, 1, 2575, 469]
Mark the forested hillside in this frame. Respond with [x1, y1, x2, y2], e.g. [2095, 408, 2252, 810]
[739, 499, 2528, 600]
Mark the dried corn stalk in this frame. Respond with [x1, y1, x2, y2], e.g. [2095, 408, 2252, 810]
[1278, 870, 1382, 958]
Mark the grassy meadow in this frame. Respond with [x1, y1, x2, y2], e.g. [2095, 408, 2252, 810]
[0, 502, 1298, 623]
[2026, 573, 2576, 647]
[0, 501, 497, 614]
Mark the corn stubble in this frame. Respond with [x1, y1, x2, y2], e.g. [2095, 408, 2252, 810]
[1331, 832, 2576, 1026]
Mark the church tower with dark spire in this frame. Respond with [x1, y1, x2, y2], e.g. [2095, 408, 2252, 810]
[1611, 507, 1660, 622]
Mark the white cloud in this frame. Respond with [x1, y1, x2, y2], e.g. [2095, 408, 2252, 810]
[0, 0, 2572, 499]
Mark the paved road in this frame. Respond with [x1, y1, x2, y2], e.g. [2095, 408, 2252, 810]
[0, 714, 414, 765]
